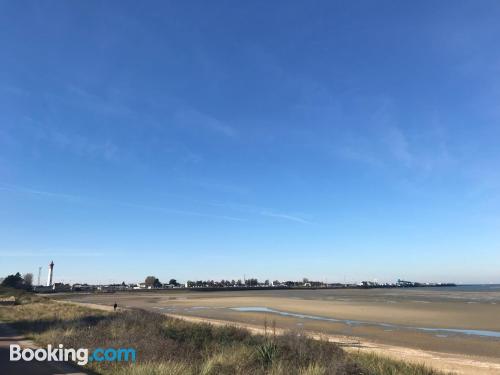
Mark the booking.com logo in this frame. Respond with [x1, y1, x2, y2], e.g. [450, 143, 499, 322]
[10, 344, 136, 365]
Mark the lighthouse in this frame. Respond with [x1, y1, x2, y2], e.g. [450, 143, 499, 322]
[47, 261, 54, 287]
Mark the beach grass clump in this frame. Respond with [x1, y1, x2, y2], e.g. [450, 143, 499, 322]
[350, 352, 442, 375]
[0, 296, 444, 375]
[255, 341, 279, 367]
[0, 286, 42, 305]
[104, 361, 192, 375]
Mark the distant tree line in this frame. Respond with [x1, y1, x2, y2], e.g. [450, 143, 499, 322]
[72, 277, 323, 290]
[184, 278, 324, 288]
[144, 276, 180, 288]
[1, 272, 33, 291]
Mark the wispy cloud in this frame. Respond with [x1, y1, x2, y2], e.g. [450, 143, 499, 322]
[259, 211, 312, 224]
[381, 125, 413, 167]
[187, 179, 250, 195]
[0, 251, 105, 257]
[117, 202, 246, 222]
[174, 107, 236, 138]
[336, 122, 453, 177]
[0, 183, 245, 222]
[210, 201, 312, 224]
[1, 183, 308, 224]
[300, 93, 455, 177]
[41, 128, 119, 161]
[334, 135, 384, 168]
[285, 82, 457, 178]
[66, 84, 133, 117]
[14, 117, 120, 162]
[0, 84, 29, 96]
[0, 184, 82, 202]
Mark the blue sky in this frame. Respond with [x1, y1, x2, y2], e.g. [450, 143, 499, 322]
[1, 1, 500, 284]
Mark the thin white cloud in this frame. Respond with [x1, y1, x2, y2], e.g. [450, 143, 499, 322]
[65, 84, 133, 117]
[14, 117, 120, 162]
[210, 201, 312, 224]
[174, 107, 236, 137]
[0, 183, 245, 222]
[259, 211, 312, 224]
[335, 142, 384, 168]
[188, 179, 250, 195]
[117, 202, 246, 222]
[42, 129, 119, 161]
[382, 125, 414, 167]
[0, 251, 105, 257]
[0, 84, 29, 96]
[0, 184, 82, 201]
[1, 184, 308, 224]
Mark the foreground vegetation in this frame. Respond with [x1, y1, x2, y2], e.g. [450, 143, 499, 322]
[0, 288, 442, 375]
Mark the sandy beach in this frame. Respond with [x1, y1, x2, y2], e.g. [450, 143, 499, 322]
[60, 287, 500, 374]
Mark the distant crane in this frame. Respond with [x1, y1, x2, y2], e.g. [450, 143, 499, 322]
[37, 266, 42, 286]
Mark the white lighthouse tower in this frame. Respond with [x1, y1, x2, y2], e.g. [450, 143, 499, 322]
[47, 261, 54, 287]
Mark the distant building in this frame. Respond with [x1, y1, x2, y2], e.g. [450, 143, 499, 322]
[397, 279, 419, 287]
[53, 283, 71, 292]
[326, 283, 344, 288]
[133, 283, 147, 289]
[71, 284, 96, 292]
[33, 282, 71, 293]
[33, 285, 53, 293]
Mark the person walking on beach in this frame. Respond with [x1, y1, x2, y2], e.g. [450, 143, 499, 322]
[113, 302, 117, 311]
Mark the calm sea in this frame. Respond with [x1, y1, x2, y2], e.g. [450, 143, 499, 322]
[422, 284, 500, 292]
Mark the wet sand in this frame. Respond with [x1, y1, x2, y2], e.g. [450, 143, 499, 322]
[59, 288, 500, 374]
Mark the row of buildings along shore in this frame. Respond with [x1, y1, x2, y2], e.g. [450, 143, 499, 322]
[29, 260, 455, 293]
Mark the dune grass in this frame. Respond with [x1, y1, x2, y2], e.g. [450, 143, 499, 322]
[351, 352, 444, 375]
[0, 291, 443, 375]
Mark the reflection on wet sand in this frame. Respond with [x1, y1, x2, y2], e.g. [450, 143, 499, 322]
[230, 306, 500, 338]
